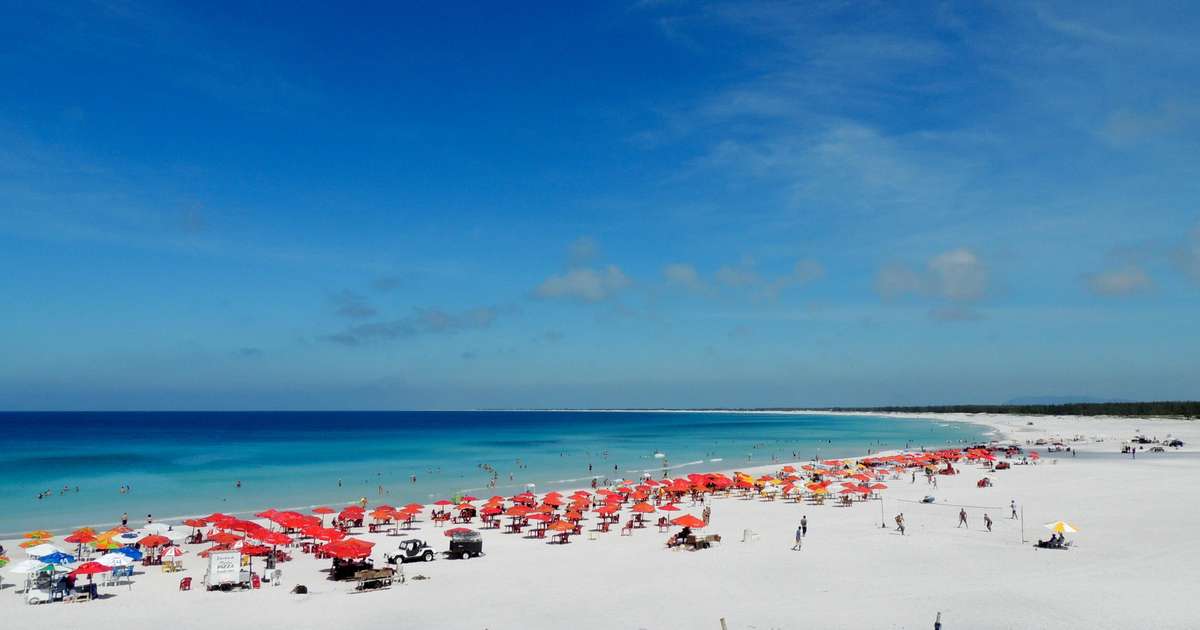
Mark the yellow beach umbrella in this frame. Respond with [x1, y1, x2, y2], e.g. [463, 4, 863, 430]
[93, 540, 121, 551]
[24, 530, 52, 539]
[1044, 521, 1078, 534]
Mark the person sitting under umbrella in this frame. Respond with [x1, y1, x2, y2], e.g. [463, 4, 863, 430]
[668, 526, 692, 548]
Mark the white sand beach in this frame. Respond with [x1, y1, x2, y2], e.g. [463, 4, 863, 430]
[3, 413, 1197, 630]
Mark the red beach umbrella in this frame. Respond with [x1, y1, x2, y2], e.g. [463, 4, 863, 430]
[659, 504, 681, 512]
[140, 535, 171, 548]
[631, 502, 656, 514]
[70, 561, 112, 577]
[504, 506, 532, 517]
[208, 532, 242, 545]
[320, 538, 374, 560]
[670, 514, 706, 528]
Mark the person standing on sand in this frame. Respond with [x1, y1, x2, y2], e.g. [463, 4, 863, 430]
[801, 515, 808, 537]
[984, 513, 993, 532]
[1011, 500, 1017, 519]
[895, 513, 905, 535]
[958, 508, 967, 528]
[121, 512, 128, 527]
[793, 525, 803, 550]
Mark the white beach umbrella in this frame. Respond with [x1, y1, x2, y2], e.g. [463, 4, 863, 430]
[96, 553, 135, 568]
[7, 559, 52, 574]
[22, 544, 61, 557]
[114, 531, 146, 544]
[1044, 521, 1079, 534]
[160, 546, 187, 558]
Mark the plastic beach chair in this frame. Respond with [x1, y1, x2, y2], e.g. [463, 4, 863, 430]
[179, 577, 192, 591]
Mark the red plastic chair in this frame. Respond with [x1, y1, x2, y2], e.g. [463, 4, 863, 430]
[251, 574, 261, 589]
[179, 577, 192, 591]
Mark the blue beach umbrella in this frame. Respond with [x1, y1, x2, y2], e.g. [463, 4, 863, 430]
[115, 546, 143, 560]
[37, 551, 76, 564]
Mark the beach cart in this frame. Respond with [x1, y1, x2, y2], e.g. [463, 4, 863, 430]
[447, 530, 483, 559]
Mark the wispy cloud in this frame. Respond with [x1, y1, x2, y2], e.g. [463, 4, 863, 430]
[1084, 265, 1153, 296]
[324, 306, 499, 346]
[535, 266, 632, 303]
[330, 290, 377, 319]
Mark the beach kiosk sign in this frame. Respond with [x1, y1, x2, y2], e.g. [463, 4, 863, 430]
[205, 550, 243, 590]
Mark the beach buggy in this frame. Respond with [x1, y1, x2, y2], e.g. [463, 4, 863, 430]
[385, 538, 437, 564]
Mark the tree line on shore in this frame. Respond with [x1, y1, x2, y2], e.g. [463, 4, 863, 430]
[788, 401, 1200, 418]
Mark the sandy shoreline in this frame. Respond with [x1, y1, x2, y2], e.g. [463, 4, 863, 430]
[3, 412, 1197, 629]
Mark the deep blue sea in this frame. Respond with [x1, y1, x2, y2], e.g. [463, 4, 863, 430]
[0, 411, 987, 536]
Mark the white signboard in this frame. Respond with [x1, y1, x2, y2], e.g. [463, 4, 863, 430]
[207, 551, 242, 586]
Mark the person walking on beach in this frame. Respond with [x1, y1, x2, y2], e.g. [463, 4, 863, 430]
[984, 513, 993, 532]
[121, 512, 128, 527]
[801, 515, 808, 537]
[1011, 500, 1017, 519]
[895, 513, 905, 535]
[793, 525, 803, 550]
[957, 508, 967, 528]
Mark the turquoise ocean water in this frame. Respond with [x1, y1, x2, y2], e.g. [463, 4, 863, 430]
[0, 411, 988, 536]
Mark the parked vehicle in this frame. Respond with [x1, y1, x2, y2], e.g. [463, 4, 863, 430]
[448, 530, 483, 559]
[385, 538, 436, 564]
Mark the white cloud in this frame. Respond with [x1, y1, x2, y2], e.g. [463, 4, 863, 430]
[928, 248, 988, 302]
[663, 262, 706, 292]
[875, 247, 988, 320]
[535, 265, 631, 302]
[1085, 265, 1152, 296]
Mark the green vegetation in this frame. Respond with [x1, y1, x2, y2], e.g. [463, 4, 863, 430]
[799, 401, 1200, 418]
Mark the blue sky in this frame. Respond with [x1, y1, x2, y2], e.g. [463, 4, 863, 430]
[2, 1, 1198, 410]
